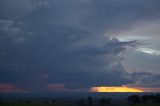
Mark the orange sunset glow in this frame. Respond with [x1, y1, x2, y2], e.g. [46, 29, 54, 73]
[90, 86, 144, 92]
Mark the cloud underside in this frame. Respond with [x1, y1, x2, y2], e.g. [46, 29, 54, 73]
[0, 0, 160, 91]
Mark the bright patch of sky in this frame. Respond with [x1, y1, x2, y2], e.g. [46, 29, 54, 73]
[136, 48, 160, 56]
[116, 35, 150, 42]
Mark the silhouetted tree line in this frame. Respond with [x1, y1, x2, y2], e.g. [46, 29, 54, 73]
[18, 99, 56, 104]
[78, 96, 112, 106]
[99, 97, 112, 106]
[127, 94, 160, 104]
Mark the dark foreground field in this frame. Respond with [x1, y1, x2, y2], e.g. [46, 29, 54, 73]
[0, 102, 160, 106]
[1, 93, 160, 106]
[1, 102, 68, 106]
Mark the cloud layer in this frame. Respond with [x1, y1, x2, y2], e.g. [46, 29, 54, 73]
[0, 0, 160, 91]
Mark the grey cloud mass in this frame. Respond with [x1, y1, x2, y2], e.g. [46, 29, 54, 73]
[0, 0, 160, 91]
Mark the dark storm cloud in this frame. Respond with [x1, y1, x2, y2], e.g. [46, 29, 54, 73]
[0, 0, 160, 91]
[129, 72, 160, 87]
[81, 0, 160, 34]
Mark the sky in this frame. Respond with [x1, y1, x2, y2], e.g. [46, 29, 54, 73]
[0, 0, 160, 92]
